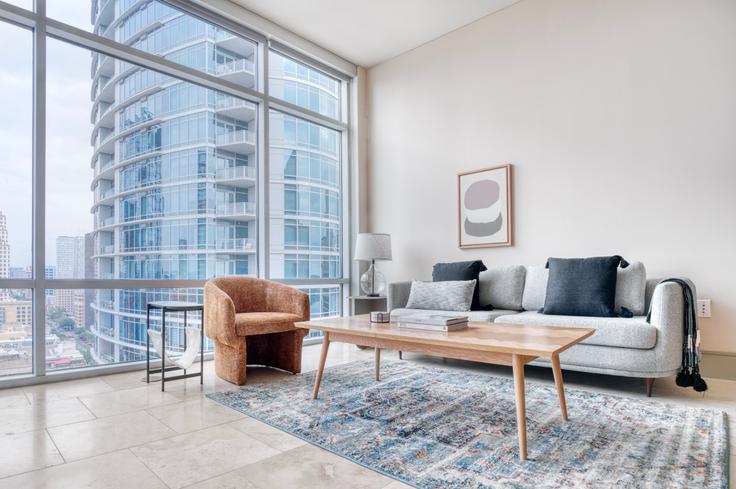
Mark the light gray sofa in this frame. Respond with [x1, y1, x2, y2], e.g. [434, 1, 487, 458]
[388, 264, 689, 395]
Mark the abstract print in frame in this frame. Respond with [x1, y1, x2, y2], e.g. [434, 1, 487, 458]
[458, 164, 513, 248]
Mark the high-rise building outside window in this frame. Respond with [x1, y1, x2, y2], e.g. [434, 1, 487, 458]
[0, 0, 351, 380]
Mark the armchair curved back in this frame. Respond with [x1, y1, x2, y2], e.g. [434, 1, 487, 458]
[208, 276, 267, 313]
[207, 276, 310, 320]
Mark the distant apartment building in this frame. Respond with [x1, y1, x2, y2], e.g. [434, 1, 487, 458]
[55, 236, 86, 324]
[45, 265, 56, 303]
[9, 267, 31, 279]
[84, 233, 95, 328]
[0, 300, 33, 327]
[56, 236, 85, 279]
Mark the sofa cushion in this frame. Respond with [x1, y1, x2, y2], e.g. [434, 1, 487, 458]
[478, 265, 526, 311]
[521, 261, 646, 315]
[495, 311, 657, 350]
[391, 308, 520, 323]
[521, 265, 548, 311]
[543, 256, 629, 317]
[432, 260, 488, 310]
[235, 312, 302, 336]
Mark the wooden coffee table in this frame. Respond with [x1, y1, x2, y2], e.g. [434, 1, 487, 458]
[295, 315, 594, 461]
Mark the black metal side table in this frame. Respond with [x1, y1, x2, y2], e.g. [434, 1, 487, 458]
[146, 301, 204, 391]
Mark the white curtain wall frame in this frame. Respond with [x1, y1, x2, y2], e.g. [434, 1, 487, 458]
[0, 0, 355, 387]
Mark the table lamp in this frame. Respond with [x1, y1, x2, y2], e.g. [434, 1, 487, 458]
[354, 233, 392, 297]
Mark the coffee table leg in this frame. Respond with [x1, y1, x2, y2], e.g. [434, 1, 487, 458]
[312, 333, 330, 399]
[551, 353, 568, 421]
[512, 354, 527, 461]
[375, 348, 381, 381]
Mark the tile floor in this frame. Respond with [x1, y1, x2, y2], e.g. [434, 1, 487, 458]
[0, 343, 733, 488]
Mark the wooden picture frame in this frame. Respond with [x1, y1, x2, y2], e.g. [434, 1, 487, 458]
[457, 164, 513, 249]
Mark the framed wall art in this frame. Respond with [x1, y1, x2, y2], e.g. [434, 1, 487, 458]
[457, 164, 513, 248]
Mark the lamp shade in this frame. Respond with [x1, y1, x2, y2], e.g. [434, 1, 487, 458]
[354, 233, 392, 261]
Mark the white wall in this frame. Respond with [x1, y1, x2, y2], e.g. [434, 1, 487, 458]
[366, 0, 736, 353]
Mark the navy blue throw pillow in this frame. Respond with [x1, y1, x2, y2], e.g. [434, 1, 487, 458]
[432, 260, 488, 311]
[542, 256, 630, 317]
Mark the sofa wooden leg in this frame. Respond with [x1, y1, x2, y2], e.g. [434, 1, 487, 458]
[644, 377, 654, 397]
[398, 350, 403, 360]
[213, 339, 247, 385]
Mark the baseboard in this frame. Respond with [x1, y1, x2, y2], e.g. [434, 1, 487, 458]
[701, 349, 736, 357]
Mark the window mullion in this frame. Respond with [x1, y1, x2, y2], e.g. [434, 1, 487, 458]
[258, 37, 270, 279]
[32, 0, 47, 377]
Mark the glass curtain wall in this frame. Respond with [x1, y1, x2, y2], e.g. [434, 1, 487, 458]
[0, 21, 33, 377]
[0, 0, 350, 381]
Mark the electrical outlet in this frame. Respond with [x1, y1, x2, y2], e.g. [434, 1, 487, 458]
[697, 299, 711, 318]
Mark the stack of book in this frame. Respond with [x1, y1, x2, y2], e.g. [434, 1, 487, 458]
[397, 313, 469, 332]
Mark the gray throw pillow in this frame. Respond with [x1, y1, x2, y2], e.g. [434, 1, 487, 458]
[405, 280, 476, 312]
[522, 262, 646, 314]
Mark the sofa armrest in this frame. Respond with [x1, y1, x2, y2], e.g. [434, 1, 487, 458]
[648, 281, 686, 374]
[388, 281, 412, 311]
[266, 282, 310, 321]
[204, 281, 237, 346]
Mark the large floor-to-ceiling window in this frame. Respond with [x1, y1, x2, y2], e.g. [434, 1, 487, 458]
[0, 0, 352, 382]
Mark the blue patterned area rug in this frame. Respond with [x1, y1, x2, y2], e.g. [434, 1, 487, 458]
[207, 360, 729, 488]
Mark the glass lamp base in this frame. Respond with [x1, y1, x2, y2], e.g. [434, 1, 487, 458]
[360, 263, 386, 296]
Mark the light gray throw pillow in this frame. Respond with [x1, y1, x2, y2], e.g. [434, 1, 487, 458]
[615, 261, 646, 315]
[521, 265, 548, 311]
[478, 265, 526, 311]
[405, 280, 476, 312]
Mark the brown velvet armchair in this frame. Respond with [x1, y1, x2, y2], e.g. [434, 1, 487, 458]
[204, 276, 310, 385]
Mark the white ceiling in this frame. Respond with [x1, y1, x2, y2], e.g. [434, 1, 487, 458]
[229, 0, 520, 67]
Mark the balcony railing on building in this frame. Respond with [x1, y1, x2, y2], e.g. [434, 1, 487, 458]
[214, 237, 256, 252]
[95, 154, 115, 176]
[96, 187, 115, 201]
[215, 201, 256, 219]
[98, 244, 115, 255]
[215, 59, 255, 87]
[216, 166, 255, 181]
[216, 129, 255, 146]
[98, 216, 115, 228]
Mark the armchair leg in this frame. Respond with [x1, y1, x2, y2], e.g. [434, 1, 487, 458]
[213, 339, 247, 385]
[644, 377, 655, 397]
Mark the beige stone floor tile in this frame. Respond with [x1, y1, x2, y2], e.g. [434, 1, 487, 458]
[23, 377, 114, 403]
[2, 397, 95, 435]
[0, 388, 29, 409]
[98, 369, 151, 391]
[146, 398, 245, 433]
[0, 449, 167, 489]
[0, 429, 64, 479]
[160, 373, 241, 400]
[47, 410, 175, 461]
[130, 423, 280, 489]
[78, 384, 183, 417]
[188, 444, 393, 489]
[228, 416, 307, 452]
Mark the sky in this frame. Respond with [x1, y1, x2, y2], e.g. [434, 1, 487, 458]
[0, 2, 97, 269]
